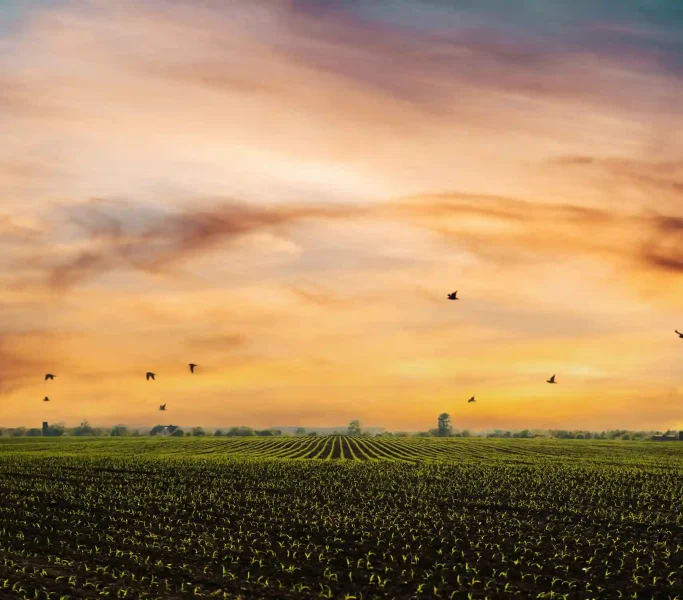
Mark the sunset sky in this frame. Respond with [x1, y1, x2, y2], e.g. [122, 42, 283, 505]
[1, 0, 683, 430]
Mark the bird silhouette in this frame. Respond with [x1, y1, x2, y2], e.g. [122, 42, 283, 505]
[44, 374, 56, 381]
[159, 404, 166, 411]
[189, 363, 197, 373]
[468, 396, 475, 403]
[676, 330, 683, 338]
[43, 396, 50, 402]
[447, 291, 458, 300]
[547, 374, 557, 384]
[146, 372, 155, 381]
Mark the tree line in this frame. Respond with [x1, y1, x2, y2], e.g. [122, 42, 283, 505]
[0, 417, 673, 441]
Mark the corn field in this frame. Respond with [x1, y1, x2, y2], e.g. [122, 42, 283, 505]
[1, 436, 682, 599]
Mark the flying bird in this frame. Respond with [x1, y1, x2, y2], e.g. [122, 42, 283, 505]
[468, 396, 475, 403]
[159, 404, 166, 411]
[44, 374, 56, 381]
[676, 330, 683, 338]
[189, 363, 197, 373]
[146, 372, 155, 381]
[547, 374, 557, 384]
[43, 396, 50, 402]
[447, 291, 458, 300]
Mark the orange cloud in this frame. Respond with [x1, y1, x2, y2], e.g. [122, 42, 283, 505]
[0, 0, 681, 430]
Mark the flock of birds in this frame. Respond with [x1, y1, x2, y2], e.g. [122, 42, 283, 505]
[37, 290, 683, 414]
[42, 364, 199, 411]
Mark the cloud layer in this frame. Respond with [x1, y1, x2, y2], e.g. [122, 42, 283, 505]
[0, 0, 682, 430]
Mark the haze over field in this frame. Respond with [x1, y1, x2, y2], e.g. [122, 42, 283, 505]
[1, 0, 682, 430]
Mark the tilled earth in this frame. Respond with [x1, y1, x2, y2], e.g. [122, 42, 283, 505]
[0, 437, 682, 599]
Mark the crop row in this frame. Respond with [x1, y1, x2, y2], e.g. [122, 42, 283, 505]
[1, 444, 683, 598]
[2, 436, 683, 467]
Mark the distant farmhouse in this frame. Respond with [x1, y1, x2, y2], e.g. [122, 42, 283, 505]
[651, 431, 683, 442]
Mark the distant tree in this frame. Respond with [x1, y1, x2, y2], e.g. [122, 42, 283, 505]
[185, 431, 191, 436]
[295, 427, 307, 436]
[172, 428, 185, 437]
[255, 429, 273, 436]
[110, 425, 129, 437]
[192, 427, 206, 437]
[71, 420, 94, 436]
[130, 429, 141, 437]
[26, 428, 42, 437]
[214, 429, 224, 436]
[347, 420, 362, 437]
[226, 426, 254, 437]
[44, 423, 65, 437]
[10, 427, 26, 437]
[307, 431, 318, 436]
[271, 429, 282, 436]
[461, 429, 471, 438]
[437, 413, 452, 437]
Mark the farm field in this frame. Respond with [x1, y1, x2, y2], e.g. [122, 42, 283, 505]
[1, 437, 682, 599]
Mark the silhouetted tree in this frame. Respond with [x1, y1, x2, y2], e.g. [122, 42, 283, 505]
[72, 420, 94, 436]
[256, 429, 282, 436]
[192, 427, 205, 437]
[26, 428, 42, 437]
[226, 426, 254, 436]
[307, 431, 318, 436]
[44, 423, 65, 437]
[347, 420, 362, 436]
[437, 413, 452, 437]
[214, 429, 224, 436]
[110, 425, 129, 437]
[295, 427, 307, 436]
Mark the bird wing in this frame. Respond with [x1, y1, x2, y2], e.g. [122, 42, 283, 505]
[677, 330, 682, 335]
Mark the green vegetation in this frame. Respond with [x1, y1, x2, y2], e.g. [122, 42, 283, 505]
[1, 418, 673, 440]
[0, 437, 682, 598]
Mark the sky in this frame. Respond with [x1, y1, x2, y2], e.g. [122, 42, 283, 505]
[1, 0, 682, 431]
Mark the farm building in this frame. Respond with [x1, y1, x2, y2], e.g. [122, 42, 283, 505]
[651, 431, 683, 441]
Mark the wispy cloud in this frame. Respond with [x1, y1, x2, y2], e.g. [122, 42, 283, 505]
[0, 0, 681, 429]
[34, 199, 365, 290]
